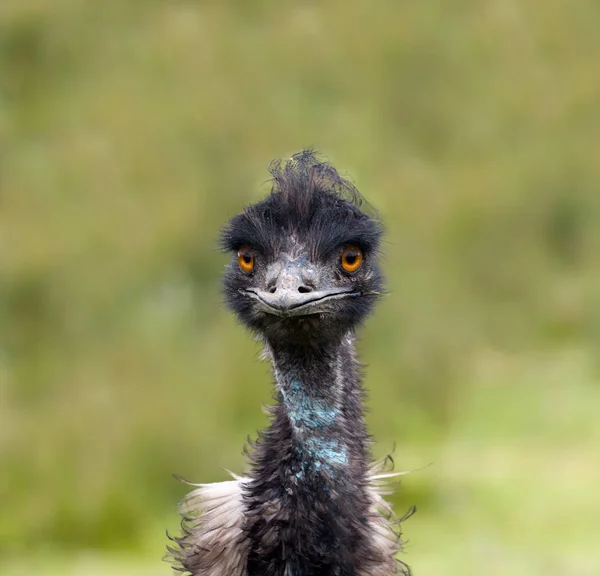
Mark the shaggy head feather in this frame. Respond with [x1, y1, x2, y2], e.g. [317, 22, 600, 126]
[220, 150, 384, 346]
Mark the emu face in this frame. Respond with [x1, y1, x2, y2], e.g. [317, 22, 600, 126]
[220, 154, 383, 345]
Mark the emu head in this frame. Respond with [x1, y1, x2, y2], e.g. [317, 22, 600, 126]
[220, 151, 384, 346]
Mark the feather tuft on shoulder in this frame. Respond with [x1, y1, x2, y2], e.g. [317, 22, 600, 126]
[167, 473, 250, 576]
[363, 457, 415, 576]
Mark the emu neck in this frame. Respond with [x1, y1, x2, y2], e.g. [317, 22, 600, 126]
[245, 335, 374, 576]
[269, 334, 367, 478]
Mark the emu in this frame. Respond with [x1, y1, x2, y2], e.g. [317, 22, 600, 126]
[169, 151, 411, 576]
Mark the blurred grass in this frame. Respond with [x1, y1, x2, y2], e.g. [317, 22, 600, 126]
[1, 0, 600, 574]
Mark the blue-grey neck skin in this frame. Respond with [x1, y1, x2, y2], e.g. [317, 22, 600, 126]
[243, 335, 378, 576]
[274, 342, 354, 477]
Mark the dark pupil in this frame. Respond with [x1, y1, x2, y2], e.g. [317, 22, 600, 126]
[242, 253, 252, 264]
[345, 252, 357, 264]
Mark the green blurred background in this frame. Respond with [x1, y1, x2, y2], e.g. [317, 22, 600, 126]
[1, 1, 600, 574]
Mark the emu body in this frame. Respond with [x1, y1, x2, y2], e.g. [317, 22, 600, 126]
[169, 152, 410, 576]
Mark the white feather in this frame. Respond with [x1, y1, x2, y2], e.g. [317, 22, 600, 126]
[360, 460, 412, 575]
[176, 473, 250, 576]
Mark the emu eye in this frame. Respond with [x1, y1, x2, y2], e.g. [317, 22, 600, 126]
[237, 247, 255, 273]
[340, 245, 363, 273]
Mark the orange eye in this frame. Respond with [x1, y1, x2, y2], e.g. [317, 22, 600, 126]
[341, 245, 363, 273]
[237, 247, 255, 273]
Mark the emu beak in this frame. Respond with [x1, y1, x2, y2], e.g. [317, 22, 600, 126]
[244, 262, 358, 316]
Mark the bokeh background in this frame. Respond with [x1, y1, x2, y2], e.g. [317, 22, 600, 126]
[2, 1, 600, 574]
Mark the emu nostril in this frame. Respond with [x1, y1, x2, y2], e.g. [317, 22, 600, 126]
[268, 286, 277, 294]
[297, 285, 314, 294]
